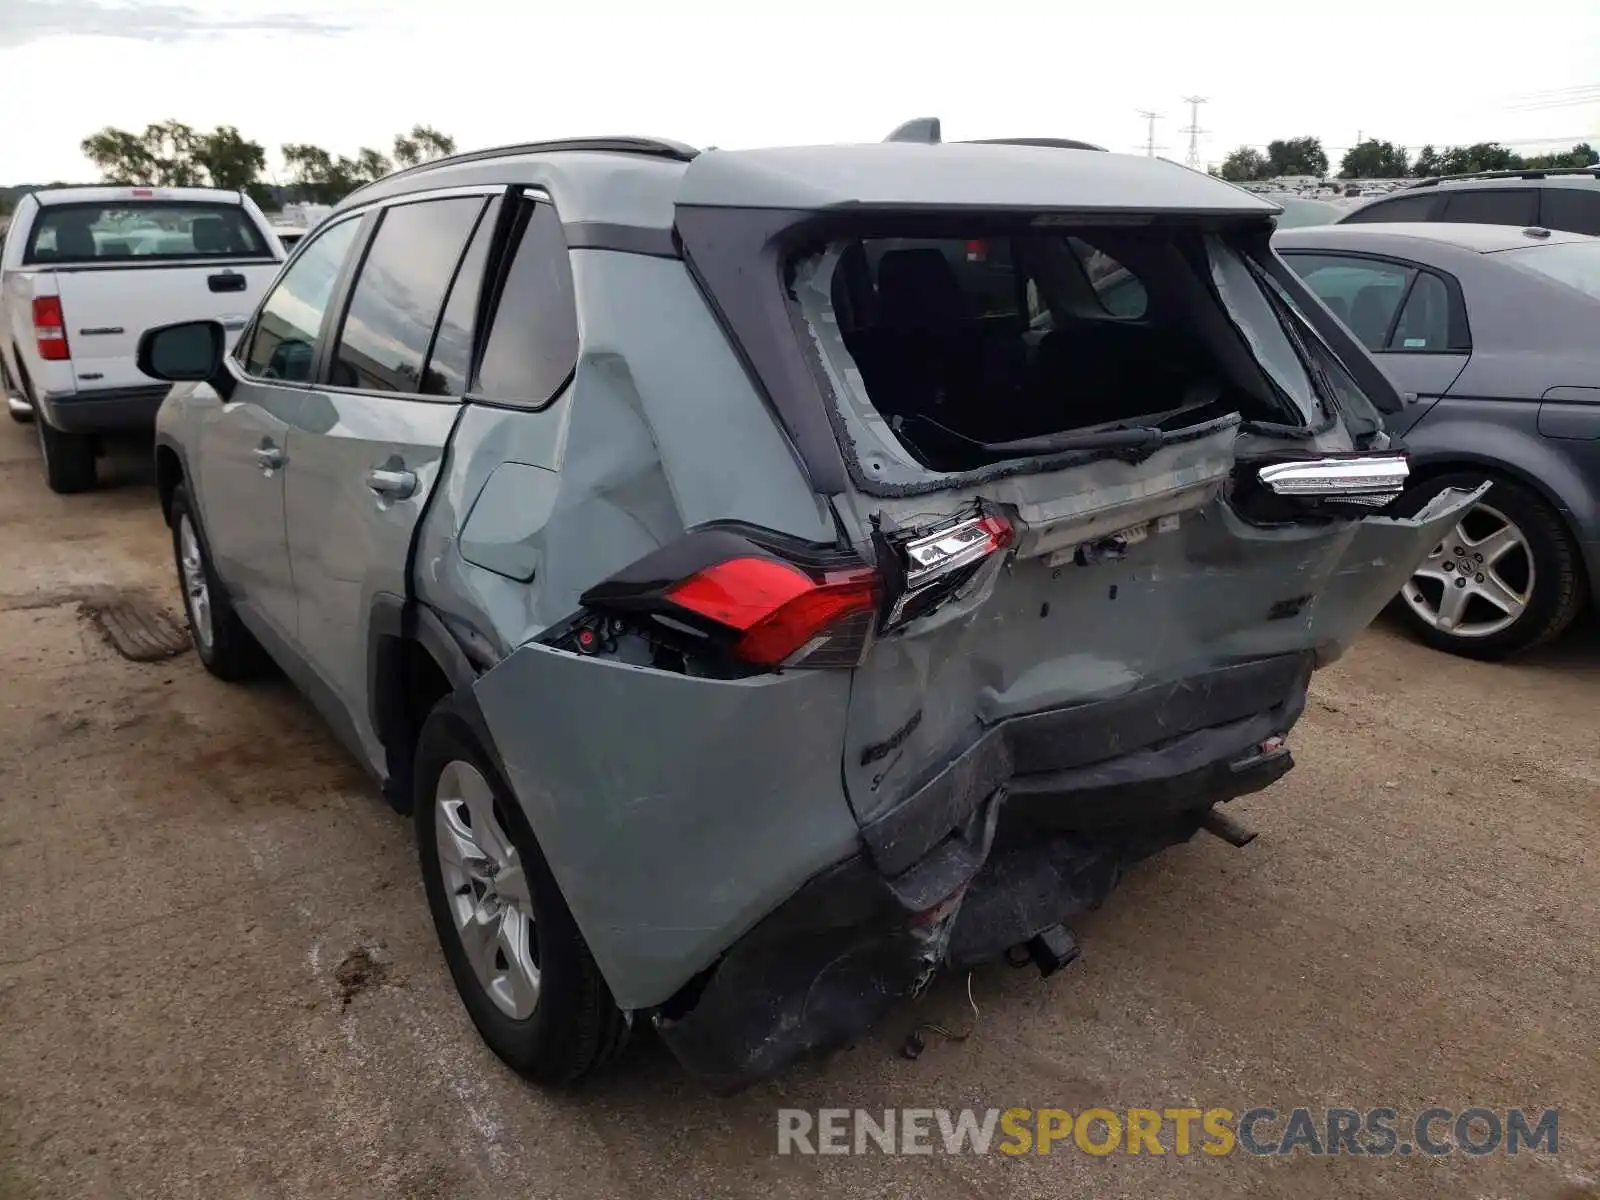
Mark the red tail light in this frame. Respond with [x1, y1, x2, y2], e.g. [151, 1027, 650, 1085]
[667, 558, 881, 667]
[572, 512, 1013, 672]
[577, 525, 884, 670]
[32, 296, 69, 362]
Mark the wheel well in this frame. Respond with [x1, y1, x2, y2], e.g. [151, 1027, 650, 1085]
[155, 446, 184, 525]
[376, 636, 454, 815]
[1406, 458, 1590, 589]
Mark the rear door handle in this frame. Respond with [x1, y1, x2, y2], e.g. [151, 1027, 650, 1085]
[208, 271, 247, 293]
[253, 444, 284, 470]
[365, 466, 417, 499]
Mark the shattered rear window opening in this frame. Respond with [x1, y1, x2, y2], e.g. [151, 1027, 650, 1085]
[792, 224, 1335, 480]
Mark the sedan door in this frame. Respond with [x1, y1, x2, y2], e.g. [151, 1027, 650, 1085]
[1278, 251, 1471, 436]
[193, 215, 364, 647]
[281, 190, 501, 774]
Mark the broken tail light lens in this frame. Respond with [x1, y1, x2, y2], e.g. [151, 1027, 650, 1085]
[1233, 452, 1409, 524]
[32, 296, 69, 362]
[883, 512, 1014, 627]
[666, 558, 881, 667]
[578, 525, 884, 670]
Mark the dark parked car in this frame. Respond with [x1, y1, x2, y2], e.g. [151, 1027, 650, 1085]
[1338, 168, 1600, 236]
[1277, 221, 1600, 658]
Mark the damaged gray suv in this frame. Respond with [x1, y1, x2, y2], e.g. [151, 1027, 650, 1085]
[137, 125, 1480, 1093]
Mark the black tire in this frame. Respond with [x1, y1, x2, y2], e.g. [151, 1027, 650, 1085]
[1389, 472, 1587, 660]
[168, 483, 271, 680]
[35, 411, 97, 493]
[414, 708, 630, 1084]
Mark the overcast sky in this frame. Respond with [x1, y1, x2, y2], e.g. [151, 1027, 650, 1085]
[1, 0, 1596, 182]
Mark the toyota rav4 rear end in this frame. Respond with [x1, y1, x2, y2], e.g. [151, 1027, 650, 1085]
[445, 138, 1479, 1093]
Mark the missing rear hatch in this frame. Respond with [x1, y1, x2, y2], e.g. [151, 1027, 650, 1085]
[791, 222, 1345, 487]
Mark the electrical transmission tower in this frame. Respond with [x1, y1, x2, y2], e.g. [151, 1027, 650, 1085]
[1136, 110, 1166, 157]
[1180, 96, 1209, 170]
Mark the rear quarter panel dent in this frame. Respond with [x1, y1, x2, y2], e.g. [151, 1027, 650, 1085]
[469, 643, 861, 1009]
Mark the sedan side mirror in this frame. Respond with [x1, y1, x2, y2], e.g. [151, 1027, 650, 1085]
[137, 320, 226, 384]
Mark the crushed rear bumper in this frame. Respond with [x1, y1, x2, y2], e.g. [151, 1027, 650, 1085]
[654, 653, 1310, 1093]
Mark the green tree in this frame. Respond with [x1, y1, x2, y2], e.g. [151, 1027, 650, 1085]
[1439, 142, 1519, 175]
[1219, 146, 1269, 182]
[191, 125, 267, 190]
[393, 124, 457, 169]
[1339, 139, 1410, 179]
[1265, 136, 1329, 178]
[1412, 144, 1443, 178]
[281, 142, 395, 204]
[1520, 141, 1598, 170]
[81, 120, 268, 194]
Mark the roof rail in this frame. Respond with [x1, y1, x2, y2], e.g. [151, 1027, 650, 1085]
[348, 136, 701, 198]
[884, 118, 942, 144]
[1409, 164, 1600, 188]
[965, 136, 1108, 153]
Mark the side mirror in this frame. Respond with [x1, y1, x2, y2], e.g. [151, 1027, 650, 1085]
[136, 320, 226, 384]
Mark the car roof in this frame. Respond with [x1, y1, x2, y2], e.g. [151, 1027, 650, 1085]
[32, 185, 246, 206]
[1274, 221, 1596, 254]
[1408, 171, 1600, 192]
[674, 142, 1277, 215]
[342, 138, 1279, 228]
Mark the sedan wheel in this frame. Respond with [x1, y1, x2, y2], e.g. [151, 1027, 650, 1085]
[1390, 475, 1586, 660]
[1402, 502, 1532, 639]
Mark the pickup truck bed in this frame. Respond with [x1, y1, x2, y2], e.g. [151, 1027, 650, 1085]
[1, 185, 283, 493]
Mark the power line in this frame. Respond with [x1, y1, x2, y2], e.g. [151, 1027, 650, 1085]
[1180, 96, 1208, 170]
[1136, 110, 1165, 157]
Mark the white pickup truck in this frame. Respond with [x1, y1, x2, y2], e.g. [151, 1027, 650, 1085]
[0, 185, 283, 492]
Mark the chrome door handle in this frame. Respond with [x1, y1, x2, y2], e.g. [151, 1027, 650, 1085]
[253, 445, 284, 470]
[365, 466, 417, 499]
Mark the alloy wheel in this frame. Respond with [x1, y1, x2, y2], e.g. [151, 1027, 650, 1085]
[434, 760, 541, 1020]
[1401, 502, 1534, 639]
[177, 514, 214, 650]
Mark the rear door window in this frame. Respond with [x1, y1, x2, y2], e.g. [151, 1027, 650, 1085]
[1340, 193, 1443, 223]
[1539, 188, 1600, 236]
[241, 217, 361, 383]
[1283, 254, 1413, 350]
[329, 195, 487, 394]
[1389, 271, 1452, 350]
[422, 197, 501, 397]
[1067, 238, 1148, 317]
[473, 199, 579, 408]
[25, 201, 273, 264]
[1439, 189, 1538, 227]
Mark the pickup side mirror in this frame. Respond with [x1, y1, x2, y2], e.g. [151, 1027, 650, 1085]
[137, 319, 226, 384]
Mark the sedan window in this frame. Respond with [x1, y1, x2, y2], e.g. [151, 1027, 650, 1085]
[1284, 255, 1413, 350]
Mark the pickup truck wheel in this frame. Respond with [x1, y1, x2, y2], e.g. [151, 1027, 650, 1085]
[169, 483, 270, 680]
[1391, 474, 1586, 660]
[414, 708, 630, 1084]
[35, 414, 97, 494]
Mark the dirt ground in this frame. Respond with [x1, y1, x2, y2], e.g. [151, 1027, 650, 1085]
[1, 421, 1596, 1200]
